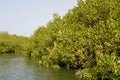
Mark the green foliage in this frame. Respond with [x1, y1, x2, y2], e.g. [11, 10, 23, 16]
[0, 0, 119, 79]
[12, 0, 120, 79]
[0, 32, 28, 54]
[75, 52, 120, 80]
[29, 26, 53, 58]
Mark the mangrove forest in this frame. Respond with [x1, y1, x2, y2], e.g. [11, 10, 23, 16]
[0, 0, 120, 80]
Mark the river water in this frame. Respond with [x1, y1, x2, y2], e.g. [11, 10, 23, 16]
[0, 54, 75, 80]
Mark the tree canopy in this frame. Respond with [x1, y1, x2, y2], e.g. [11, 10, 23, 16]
[0, 0, 120, 79]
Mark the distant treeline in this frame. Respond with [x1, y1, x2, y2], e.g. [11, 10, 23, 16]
[0, 0, 120, 79]
[0, 32, 28, 54]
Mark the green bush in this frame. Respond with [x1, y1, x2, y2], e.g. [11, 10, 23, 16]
[75, 52, 120, 80]
[23, 0, 120, 79]
[0, 32, 28, 54]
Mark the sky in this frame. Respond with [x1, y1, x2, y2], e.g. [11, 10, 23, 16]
[0, 0, 77, 36]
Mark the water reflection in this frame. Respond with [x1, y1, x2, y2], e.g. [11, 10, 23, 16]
[0, 54, 75, 80]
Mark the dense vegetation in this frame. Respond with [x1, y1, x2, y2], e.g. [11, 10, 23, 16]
[0, 32, 28, 54]
[0, 0, 120, 79]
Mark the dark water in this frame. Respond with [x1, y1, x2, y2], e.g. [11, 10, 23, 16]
[0, 54, 75, 80]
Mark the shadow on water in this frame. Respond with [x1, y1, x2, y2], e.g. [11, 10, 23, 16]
[0, 54, 76, 80]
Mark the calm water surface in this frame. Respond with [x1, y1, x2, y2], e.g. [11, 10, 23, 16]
[0, 54, 75, 80]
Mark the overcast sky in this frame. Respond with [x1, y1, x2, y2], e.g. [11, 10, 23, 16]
[0, 0, 77, 36]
